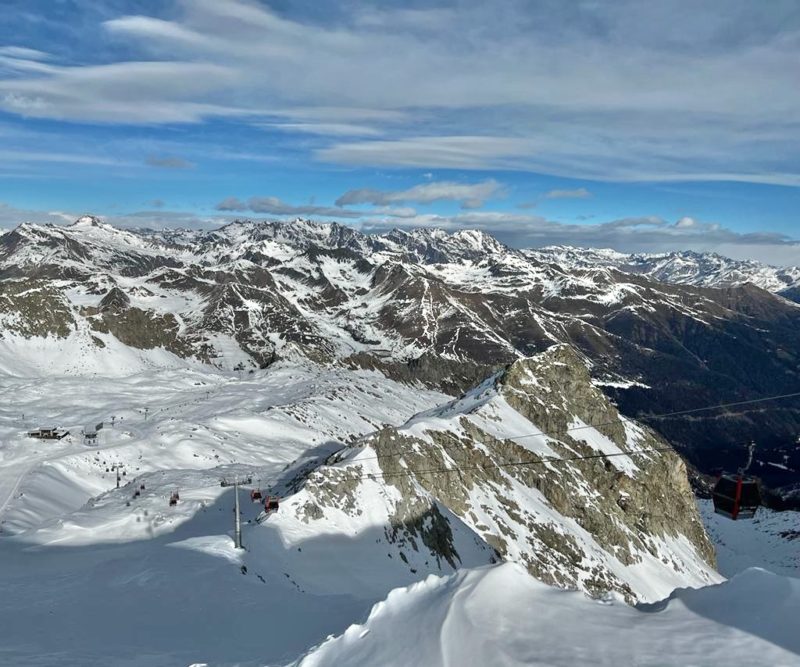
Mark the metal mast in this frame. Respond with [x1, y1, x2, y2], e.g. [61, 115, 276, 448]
[234, 479, 243, 549]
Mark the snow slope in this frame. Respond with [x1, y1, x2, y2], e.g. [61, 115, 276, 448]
[0, 345, 795, 666]
[0, 360, 446, 538]
[0, 361, 454, 666]
[699, 499, 800, 578]
[291, 562, 800, 667]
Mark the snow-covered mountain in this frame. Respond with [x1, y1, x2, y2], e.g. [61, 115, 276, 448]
[283, 345, 718, 604]
[1, 217, 798, 498]
[526, 246, 800, 298]
[1, 217, 798, 666]
[0, 345, 794, 665]
[0, 345, 721, 665]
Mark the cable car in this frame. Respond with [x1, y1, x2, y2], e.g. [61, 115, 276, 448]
[264, 496, 279, 514]
[250, 489, 263, 502]
[712, 474, 761, 519]
[712, 442, 761, 520]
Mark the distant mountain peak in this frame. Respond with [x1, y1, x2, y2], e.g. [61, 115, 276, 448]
[71, 215, 107, 228]
[526, 245, 800, 297]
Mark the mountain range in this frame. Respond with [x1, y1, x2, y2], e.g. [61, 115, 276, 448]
[1, 216, 798, 503]
[526, 246, 800, 300]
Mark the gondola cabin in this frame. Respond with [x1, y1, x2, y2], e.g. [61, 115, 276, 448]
[250, 489, 262, 502]
[264, 496, 279, 513]
[712, 474, 761, 520]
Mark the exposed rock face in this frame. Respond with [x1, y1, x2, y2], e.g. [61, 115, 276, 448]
[0, 279, 75, 338]
[291, 345, 719, 603]
[90, 306, 188, 355]
[99, 287, 130, 311]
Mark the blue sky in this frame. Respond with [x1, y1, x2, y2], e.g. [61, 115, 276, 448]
[0, 0, 799, 263]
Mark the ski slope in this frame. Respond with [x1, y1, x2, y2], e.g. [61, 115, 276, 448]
[699, 499, 800, 578]
[0, 360, 452, 665]
[0, 355, 797, 666]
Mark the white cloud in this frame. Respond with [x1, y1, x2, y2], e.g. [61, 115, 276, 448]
[0, 149, 135, 167]
[336, 179, 504, 209]
[0, 203, 79, 228]
[0, 46, 51, 61]
[0, 0, 797, 185]
[215, 196, 360, 218]
[544, 188, 591, 200]
[146, 155, 194, 169]
[265, 122, 383, 137]
[214, 195, 415, 220]
[319, 137, 535, 171]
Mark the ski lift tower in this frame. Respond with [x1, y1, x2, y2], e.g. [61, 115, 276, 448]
[234, 479, 243, 550]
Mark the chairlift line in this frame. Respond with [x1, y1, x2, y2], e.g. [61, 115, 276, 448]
[337, 388, 800, 468]
[306, 389, 800, 520]
[321, 445, 678, 484]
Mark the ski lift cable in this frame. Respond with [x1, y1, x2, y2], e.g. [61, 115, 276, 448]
[316, 445, 679, 484]
[334, 389, 800, 468]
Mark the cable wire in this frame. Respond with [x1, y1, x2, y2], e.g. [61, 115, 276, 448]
[331, 389, 800, 469]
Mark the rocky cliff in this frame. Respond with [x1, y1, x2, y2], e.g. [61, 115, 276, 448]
[269, 345, 719, 603]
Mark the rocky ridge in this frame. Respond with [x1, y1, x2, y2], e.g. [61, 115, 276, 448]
[280, 345, 719, 603]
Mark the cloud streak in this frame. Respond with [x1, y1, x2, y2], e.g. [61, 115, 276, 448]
[146, 155, 194, 169]
[0, 0, 797, 185]
[336, 179, 504, 209]
[544, 188, 591, 200]
[214, 195, 415, 220]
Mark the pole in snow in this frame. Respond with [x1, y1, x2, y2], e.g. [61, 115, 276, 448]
[234, 479, 243, 550]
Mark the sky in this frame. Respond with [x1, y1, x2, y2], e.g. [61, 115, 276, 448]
[0, 0, 799, 263]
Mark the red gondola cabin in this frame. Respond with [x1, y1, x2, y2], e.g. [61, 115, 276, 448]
[712, 474, 760, 520]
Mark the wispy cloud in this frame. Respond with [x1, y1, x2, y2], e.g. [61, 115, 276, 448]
[215, 195, 416, 219]
[336, 179, 504, 209]
[146, 155, 194, 169]
[0, 202, 78, 227]
[544, 188, 591, 200]
[0, 149, 134, 167]
[216, 196, 361, 218]
[0, 0, 797, 185]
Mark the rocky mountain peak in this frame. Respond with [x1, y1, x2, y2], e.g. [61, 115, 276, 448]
[291, 344, 718, 603]
[71, 215, 107, 228]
